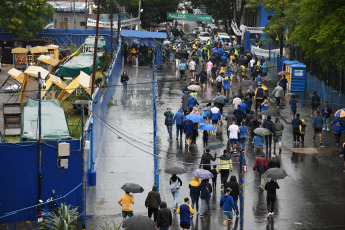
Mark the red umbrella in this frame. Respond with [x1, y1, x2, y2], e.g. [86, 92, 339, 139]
[278, 71, 289, 76]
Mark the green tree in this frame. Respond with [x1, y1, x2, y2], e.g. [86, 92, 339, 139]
[247, 0, 295, 55]
[0, 0, 54, 39]
[288, 0, 345, 69]
[141, 0, 179, 28]
[93, 0, 139, 17]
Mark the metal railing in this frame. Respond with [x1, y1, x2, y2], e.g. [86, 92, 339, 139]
[0, 183, 82, 230]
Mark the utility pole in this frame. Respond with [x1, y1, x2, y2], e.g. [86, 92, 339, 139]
[85, 0, 88, 29]
[91, 0, 100, 96]
[137, 0, 142, 30]
[73, 0, 76, 29]
[110, 0, 114, 57]
[118, 0, 121, 46]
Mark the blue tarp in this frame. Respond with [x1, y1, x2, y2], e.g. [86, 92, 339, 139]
[120, 29, 167, 39]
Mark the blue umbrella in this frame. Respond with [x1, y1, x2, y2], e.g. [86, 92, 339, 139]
[186, 114, 205, 123]
[199, 124, 215, 131]
[192, 169, 214, 179]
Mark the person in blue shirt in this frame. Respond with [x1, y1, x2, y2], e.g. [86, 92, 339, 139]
[177, 197, 194, 230]
[238, 122, 249, 153]
[184, 120, 194, 150]
[312, 111, 324, 147]
[220, 187, 238, 230]
[221, 54, 227, 66]
[179, 61, 187, 80]
[255, 75, 263, 88]
[292, 113, 302, 144]
[252, 134, 264, 156]
[173, 108, 185, 140]
[222, 74, 231, 97]
[289, 95, 298, 119]
[331, 118, 344, 146]
[321, 102, 333, 131]
[187, 96, 199, 112]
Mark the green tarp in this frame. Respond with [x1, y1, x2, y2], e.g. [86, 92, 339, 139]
[84, 35, 107, 50]
[20, 99, 71, 141]
[59, 53, 101, 78]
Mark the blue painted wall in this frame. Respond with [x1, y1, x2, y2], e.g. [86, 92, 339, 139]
[0, 140, 82, 216]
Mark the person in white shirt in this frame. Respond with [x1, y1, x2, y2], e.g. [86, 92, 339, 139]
[228, 120, 239, 153]
[233, 95, 242, 110]
[249, 57, 256, 69]
[189, 60, 196, 78]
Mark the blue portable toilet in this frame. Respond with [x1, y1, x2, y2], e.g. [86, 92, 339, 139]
[283, 60, 299, 71]
[287, 63, 306, 92]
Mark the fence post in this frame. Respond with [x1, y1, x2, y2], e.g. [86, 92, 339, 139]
[239, 154, 245, 230]
[329, 86, 332, 106]
[339, 93, 342, 110]
[314, 76, 317, 93]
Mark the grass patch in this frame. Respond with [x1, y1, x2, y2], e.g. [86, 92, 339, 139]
[3, 136, 20, 143]
[108, 101, 118, 108]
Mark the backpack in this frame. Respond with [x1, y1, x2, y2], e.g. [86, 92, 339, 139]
[257, 164, 265, 173]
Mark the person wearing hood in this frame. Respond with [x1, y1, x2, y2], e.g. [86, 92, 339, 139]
[233, 105, 244, 126]
[299, 119, 307, 146]
[249, 116, 260, 139]
[253, 152, 268, 190]
[273, 118, 284, 153]
[199, 149, 217, 171]
[157, 201, 172, 230]
[164, 108, 174, 142]
[225, 111, 237, 137]
[262, 116, 275, 150]
[268, 155, 280, 168]
[219, 150, 233, 190]
[187, 95, 199, 112]
[173, 108, 185, 140]
[244, 93, 253, 111]
[331, 118, 344, 146]
[224, 176, 240, 218]
[189, 177, 201, 213]
[181, 93, 191, 116]
[145, 185, 162, 222]
[120, 71, 129, 92]
[265, 179, 279, 218]
[170, 174, 183, 210]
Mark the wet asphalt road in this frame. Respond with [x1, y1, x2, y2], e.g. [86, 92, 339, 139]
[86, 60, 345, 229]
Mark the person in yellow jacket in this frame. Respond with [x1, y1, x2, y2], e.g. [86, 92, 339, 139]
[189, 177, 201, 213]
[255, 83, 265, 112]
[219, 66, 226, 75]
[299, 119, 307, 145]
[218, 149, 233, 191]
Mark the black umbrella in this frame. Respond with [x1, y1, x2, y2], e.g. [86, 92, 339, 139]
[240, 80, 256, 88]
[206, 142, 225, 150]
[121, 183, 144, 193]
[223, 46, 232, 51]
[265, 168, 287, 180]
[214, 96, 229, 104]
[253, 127, 272, 136]
[122, 215, 156, 230]
[165, 166, 186, 174]
[261, 110, 278, 116]
[183, 48, 191, 52]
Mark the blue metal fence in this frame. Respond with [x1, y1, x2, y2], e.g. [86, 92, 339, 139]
[0, 183, 82, 230]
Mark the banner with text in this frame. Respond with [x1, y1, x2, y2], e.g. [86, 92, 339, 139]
[251, 46, 284, 57]
[245, 27, 265, 34]
[167, 12, 212, 22]
[231, 20, 242, 36]
[87, 17, 139, 29]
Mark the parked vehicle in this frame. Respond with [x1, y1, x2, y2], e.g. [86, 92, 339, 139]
[192, 27, 204, 34]
[198, 32, 211, 44]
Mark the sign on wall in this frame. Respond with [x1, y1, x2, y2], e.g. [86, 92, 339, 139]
[87, 17, 139, 29]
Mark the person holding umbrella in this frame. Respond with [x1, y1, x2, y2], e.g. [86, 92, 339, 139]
[265, 179, 280, 218]
[170, 174, 183, 211]
[118, 191, 134, 221]
[200, 179, 213, 217]
[253, 152, 268, 190]
[278, 75, 288, 95]
[145, 185, 161, 222]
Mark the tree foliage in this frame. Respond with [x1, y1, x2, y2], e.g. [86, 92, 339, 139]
[93, 0, 139, 17]
[38, 204, 79, 230]
[141, 0, 179, 28]
[0, 0, 54, 39]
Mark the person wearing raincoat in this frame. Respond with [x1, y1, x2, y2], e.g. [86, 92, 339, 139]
[189, 177, 201, 213]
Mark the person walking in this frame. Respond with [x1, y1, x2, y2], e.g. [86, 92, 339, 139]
[238, 121, 249, 153]
[233, 105, 244, 126]
[145, 185, 161, 222]
[164, 108, 174, 142]
[219, 150, 233, 191]
[184, 119, 194, 150]
[273, 118, 284, 153]
[228, 120, 239, 153]
[261, 99, 271, 125]
[189, 59, 196, 78]
[220, 188, 238, 230]
[299, 119, 307, 146]
[253, 152, 268, 190]
[157, 202, 172, 230]
[177, 198, 194, 230]
[262, 116, 275, 150]
[272, 83, 284, 109]
[311, 91, 320, 117]
[254, 83, 265, 112]
[292, 113, 302, 144]
[265, 179, 280, 218]
[202, 130, 209, 148]
[268, 155, 280, 168]
[206, 60, 213, 79]
[179, 60, 187, 80]
[210, 105, 221, 134]
[222, 73, 231, 97]
[200, 179, 212, 217]
[322, 102, 333, 131]
[225, 111, 237, 137]
[181, 92, 191, 116]
[118, 191, 134, 221]
[279, 75, 288, 95]
[233, 95, 242, 111]
[173, 108, 185, 140]
[289, 95, 299, 119]
[249, 116, 260, 139]
[252, 134, 265, 156]
[224, 176, 240, 218]
[199, 149, 217, 171]
[312, 111, 324, 147]
[187, 95, 199, 113]
[189, 177, 201, 214]
[120, 71, 129, 92]
[331, 118, 344, 146]
[170, 174, 182, 211]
